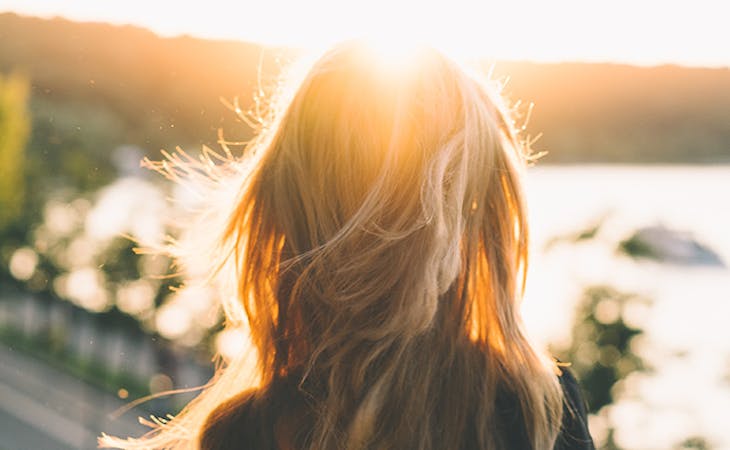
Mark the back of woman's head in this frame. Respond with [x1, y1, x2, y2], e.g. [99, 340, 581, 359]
[242, 41, 525, 346]
[102, 40, 563, 450]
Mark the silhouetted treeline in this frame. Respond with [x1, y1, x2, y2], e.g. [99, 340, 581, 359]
[1, 12, 729, 167]
[493, 60, 730, 163]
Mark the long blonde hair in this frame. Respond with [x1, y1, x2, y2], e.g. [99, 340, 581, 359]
[101, 41, 563, 450]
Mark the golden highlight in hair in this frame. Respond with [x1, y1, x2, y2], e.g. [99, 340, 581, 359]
[101, 41, 564, 450]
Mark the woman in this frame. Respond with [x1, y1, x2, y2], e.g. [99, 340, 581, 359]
[102, 41, 594, 449]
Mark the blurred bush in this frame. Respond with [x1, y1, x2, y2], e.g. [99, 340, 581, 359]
[0, 71, 30, 235]
[554, 286, 651, 449]
[557, 285, 649, 413]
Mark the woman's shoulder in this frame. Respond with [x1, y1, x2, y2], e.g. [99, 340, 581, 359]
[491, 365, 594, 450]
[199, 377, 308, 450]
[200, 369, 595, 450]
[555, 365, 595, 450]
[200, 388, 275, 450]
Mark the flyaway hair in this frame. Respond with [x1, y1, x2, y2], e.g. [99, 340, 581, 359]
[101, 41, 563, 450]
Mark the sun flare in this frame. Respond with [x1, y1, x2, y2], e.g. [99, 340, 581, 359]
[4, 0, 729, 66]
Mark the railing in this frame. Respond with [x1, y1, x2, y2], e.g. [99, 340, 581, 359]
[0, 288, 214, 449]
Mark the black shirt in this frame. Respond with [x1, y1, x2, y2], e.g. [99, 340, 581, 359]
[201, 367, 595, 450]
[554, 368, 595, 450]
[489, 367, 594, 450]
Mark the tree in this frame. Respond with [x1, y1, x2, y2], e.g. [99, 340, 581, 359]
[0, 72, 30, 233]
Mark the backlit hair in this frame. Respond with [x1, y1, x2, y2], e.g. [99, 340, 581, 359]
[101, 40, 563, 450]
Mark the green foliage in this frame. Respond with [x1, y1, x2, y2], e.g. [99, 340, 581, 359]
[0, 71, 30, 233]
[553, 286, 653, 449]
[545, 217, 606, 249]
[674, 436, 713, 450]
[99, 237, 143, 282]
[25, 98, 121, 192]
[555, 285, 648, 413]
[618, 234, 657, 259]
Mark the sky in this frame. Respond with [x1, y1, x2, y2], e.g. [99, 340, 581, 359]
[1, 0, 729, 67]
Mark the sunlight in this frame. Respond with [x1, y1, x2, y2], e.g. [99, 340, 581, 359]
[8, 247, 38, 281]
[6, 0, 729, 66]
[116, 280, 156, 316]
[215, 327, 251, 361]
[333, 34, 436, 84]
[63, 267, 111, 312]
[359, 34, 427, 72]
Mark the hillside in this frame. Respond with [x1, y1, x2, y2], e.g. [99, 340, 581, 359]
[1, 12, 729, 167]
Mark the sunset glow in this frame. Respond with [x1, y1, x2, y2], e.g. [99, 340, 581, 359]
[3, 0, 729, 67]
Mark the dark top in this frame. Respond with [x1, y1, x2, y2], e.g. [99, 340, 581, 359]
[491, 367, 595, 450]
[553, 368, 595, 450]
[201, 367, 594, 450]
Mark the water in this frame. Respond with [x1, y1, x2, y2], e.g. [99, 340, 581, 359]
[522, 165, 730, 449]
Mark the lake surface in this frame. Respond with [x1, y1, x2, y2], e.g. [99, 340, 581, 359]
[522, 165, 730, 449]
